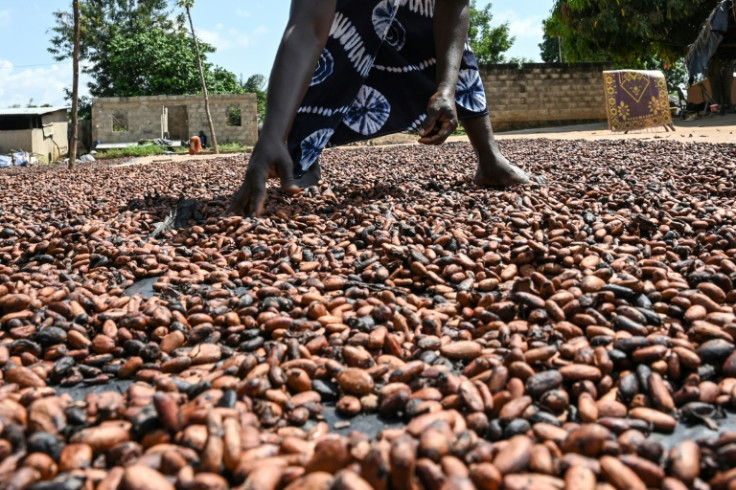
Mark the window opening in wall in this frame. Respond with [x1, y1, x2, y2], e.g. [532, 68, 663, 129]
[112, 111, 128, 132]
[226, 106, 242, 126]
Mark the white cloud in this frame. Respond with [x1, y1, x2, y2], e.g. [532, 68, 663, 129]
[229, 29, 252, 47]
[252, 25, 268, 37]
[0, 59, 90, 107]
[198, 28, 232, 50]
[496, 10, 544, 39]
[199, 26, 252, 51]
[235, 9, 252, 18]
[0, 9, 10, 27]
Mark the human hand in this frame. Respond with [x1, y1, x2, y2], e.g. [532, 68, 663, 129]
[418, 91, 458, 145]
[227, 137, 301, 217]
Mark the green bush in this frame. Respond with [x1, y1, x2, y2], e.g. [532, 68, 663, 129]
[217, 142, 251, 153]
[95, 144, 168, 159]
[94, 142, 251, 160]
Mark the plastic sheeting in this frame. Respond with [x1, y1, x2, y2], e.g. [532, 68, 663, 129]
[686, 0, 734, 83]
[12, 152, 29, 166]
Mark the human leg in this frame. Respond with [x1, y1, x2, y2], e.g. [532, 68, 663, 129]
[461, 115, 532, 187]
[708, 57, 728, 114]
[357, 5, 534, 187]
[722, 60, 735, 113]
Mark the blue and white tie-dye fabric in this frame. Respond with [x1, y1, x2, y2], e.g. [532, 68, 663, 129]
[288, 0, 489, 178]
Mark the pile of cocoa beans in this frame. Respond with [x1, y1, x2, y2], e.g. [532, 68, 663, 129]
[1, 139, 736, 489]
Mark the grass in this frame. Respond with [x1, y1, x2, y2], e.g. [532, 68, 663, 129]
[95, 144, 169, 160]
[94, 141, 252, 160]
[211, 142, 252, 153]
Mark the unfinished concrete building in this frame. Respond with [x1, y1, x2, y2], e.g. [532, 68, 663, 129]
[91, 94, 258, 146]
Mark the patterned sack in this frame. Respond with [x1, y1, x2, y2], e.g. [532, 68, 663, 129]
[602, 70, 673, 132]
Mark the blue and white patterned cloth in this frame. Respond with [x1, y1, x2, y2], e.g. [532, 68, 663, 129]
[288, 0, 489, 177]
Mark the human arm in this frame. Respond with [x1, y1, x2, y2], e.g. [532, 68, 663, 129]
[228, 1, 337, 216]
[418, 0, 470, 145]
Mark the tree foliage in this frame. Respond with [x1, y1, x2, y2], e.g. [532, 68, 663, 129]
[468, 1, 515, 64]
[539, 32, 562, 63]
[240, 74, 267, 121]
[49, 0, 242, 98]
[641, 56, 690, 90]
[543, 0, 715, 65]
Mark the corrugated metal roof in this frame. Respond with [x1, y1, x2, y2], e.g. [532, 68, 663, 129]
[0, 107, 69, 116]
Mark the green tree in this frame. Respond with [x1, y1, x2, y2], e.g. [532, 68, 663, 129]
[539, 32, 563, 63]
[640, 56, 690, 92]
[49, 0, 175, 80]
[544, 0, 714, 65]
[89, 28, 213, 96]
[210, 68, 245, 95]
[468, 0, 515, 64]
[48, 0, 241, 98]
[72, 95, 93, 120]
[240, 74, 267, 122]
[508, 57, 535, 67]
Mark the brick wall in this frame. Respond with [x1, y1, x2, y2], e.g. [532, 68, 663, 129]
[479, 63, 611, 131]
[92, 94, 258, 146]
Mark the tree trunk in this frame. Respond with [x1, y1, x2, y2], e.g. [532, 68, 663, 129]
[185, 5, 219, 154]
[68, 0, 81, 169]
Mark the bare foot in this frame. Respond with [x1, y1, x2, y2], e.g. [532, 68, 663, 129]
[474, 154, 543, 187]
[295, 163, 321, 188]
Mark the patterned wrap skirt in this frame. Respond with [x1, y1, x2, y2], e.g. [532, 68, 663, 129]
[287, 0, 489, 178]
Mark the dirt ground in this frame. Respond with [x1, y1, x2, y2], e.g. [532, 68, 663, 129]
[118, 112, 734, 167]
[488, 111, 736, 144]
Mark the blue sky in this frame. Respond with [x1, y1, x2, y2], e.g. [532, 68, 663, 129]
[0, 0, 552, 107]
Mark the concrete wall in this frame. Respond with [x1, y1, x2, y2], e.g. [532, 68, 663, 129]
[91, 94, 258, 145]
[47, 122, 69, 160]
[42, 110, 67, 125]
[42, 112, 69, 161]
[0, 130, 34, 154]
[479, 63, 610, 131]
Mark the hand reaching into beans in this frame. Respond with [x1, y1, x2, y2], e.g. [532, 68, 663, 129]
[227, 136, 301, 217]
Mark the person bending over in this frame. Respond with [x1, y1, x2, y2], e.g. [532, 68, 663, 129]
[229, 0, 533, 216]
